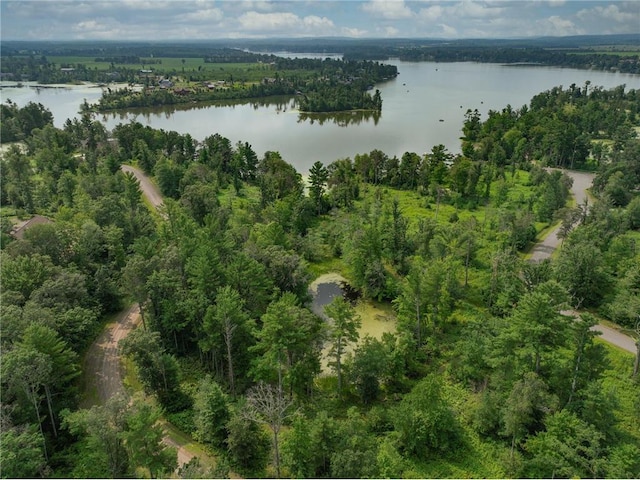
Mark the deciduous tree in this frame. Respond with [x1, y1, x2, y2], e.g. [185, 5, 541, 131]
[244, 382, 294, 478]
[392, 375, 461, 459]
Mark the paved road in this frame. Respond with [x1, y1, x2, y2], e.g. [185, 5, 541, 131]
[593, 324, 636, 353]
[529, 170, 636, 354]
[529, 170, 594, 262]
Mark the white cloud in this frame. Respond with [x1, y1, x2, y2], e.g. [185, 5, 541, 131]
[75, 19, 100, 31]
[340, 26, 368, 37]
[120, 1, 173, 11]
[574, 2, 639, 34]
[1, 0, 638, 40]
[362, 0, 414, 20]
[418, 5, 444, 22]
[417, 1, 505, 26]
[223, 0, 275, 13]
[177, 7, 224, 23]
[383, 26, 399, 36]
[537, 15, 584, 36]
[439, 23, 458, 37]
[245, 1, 275, 11]
[450, 1, 505, 19]
[303, 15, 334, 29]
[238, 11, 299, 30]
[237, 11, 335, 35]
[72, 18, 126, 40]
[578, 4, 637, 23]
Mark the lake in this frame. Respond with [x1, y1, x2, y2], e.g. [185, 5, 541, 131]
[2, 60, 639, 174]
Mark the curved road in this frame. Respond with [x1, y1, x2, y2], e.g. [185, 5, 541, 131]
[529, 169, 636, 354]
[85, 165, 207, 469]
[83, 304, 141, 406]
[529, 170, 594, 261]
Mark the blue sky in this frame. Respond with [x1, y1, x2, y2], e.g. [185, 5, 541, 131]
[1, 1, 638, 41]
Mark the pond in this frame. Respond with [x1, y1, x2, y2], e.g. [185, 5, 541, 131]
[309, 273, 397, 373]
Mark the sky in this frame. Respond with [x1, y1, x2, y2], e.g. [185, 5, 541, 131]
[1, 0, 638, 41]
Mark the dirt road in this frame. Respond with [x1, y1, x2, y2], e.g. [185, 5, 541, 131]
[529, 170, 637, 354]
[83, 165, 210, 470]
[84, 303, 200, 467]
[121, 164, 164, 209]
[163, 435, 196, 470]
[82, 305, 141, 407]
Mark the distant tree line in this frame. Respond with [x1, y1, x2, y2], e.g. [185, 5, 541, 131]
[93, 56, 160, 64]
[344, 46, 640, 74]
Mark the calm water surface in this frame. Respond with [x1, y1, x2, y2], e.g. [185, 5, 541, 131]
[2, 61, 638, 173]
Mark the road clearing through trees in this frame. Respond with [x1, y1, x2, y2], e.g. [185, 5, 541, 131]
[530, 170, 635, 354]
[82, 165, 213, 471]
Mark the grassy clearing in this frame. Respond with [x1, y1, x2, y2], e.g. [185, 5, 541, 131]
[50, 56, 267, 72]
[308, 257, 346, 278]
[356, 184, 485, 234]
[0, 206, 19, 220]
[218, 184, 261, 210]
[597, 340, 640, 442]
[356, 169, 539, 234]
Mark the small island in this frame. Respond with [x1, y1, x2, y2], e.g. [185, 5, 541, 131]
[89, 54, 395, 113]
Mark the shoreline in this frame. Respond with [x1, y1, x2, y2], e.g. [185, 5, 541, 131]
[0, 81, 138, 90]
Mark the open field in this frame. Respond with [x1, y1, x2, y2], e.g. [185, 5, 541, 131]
[10, 54, 322, 83]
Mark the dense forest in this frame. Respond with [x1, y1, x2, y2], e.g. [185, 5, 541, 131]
[1, 82, 639, 478]
[3, 34, 639, 73]
[342, 45, 640, 74]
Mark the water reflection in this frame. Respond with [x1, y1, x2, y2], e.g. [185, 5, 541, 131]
[298, 110, 381, 126]
[98, 95, 297, 123]
[97, 94, 382, 128]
